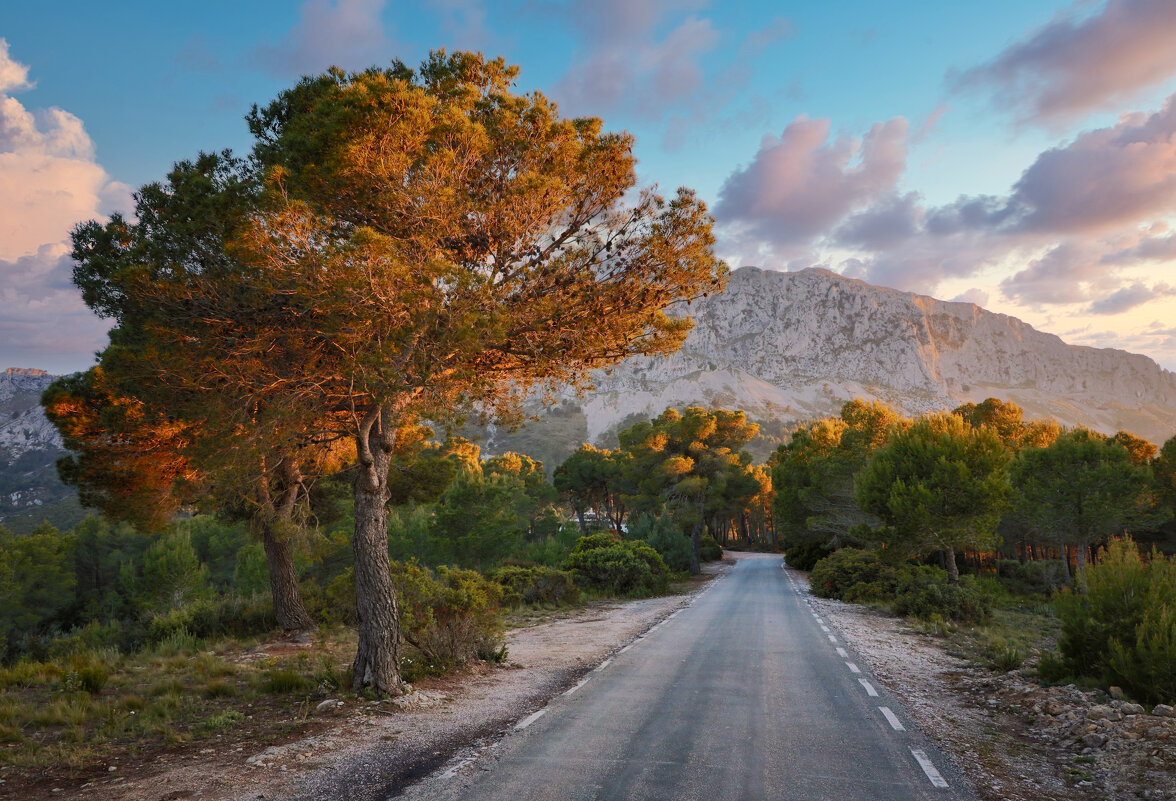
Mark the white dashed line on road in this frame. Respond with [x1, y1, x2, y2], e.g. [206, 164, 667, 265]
[846, 662, 861, 674]
[440, 756, 476, 779]
[878, 707, 905, 731]
[910, 749, 950, 788]
[514, 709, 547, 730]
[827, 634, 837, 644]
[563, 677, 591, 697]
[835, 647, 848, 658]
[858, 678, 878, 697]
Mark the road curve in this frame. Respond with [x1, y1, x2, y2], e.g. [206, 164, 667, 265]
[398, 552, 976, 801]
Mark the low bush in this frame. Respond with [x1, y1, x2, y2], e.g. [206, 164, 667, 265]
[698, 535, 724, 563]
[627, 515, 693, 572]
[146, 595, 276, 645]
[893, 580, 990, 624]
[393, 561, 506, 669]
[809, 549, 891, 599]
[563, 534, 670, 596]
[490, 565, 580, 607]
[1051, 538, 1176, 705]
[784, 542, 831, 571]
[261, 668, 310, 694]
[996, 559, 1069, 595]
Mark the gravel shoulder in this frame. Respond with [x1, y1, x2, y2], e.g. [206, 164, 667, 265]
[69, 566, 729, 801]
[797, 567, 1176, 801]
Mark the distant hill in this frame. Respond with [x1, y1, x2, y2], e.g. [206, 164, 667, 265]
[483, 266, 1176, 466]
[0, 368, 86, 533]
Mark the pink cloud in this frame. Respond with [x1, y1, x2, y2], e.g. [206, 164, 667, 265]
[1008, 96, 1176, 234]
[715, 115, 908, 254]
[252, 0, 393, 77]
[553, 1, 719, 120]
[954, 0, 1176, 125]
[0, 39, 32, 93]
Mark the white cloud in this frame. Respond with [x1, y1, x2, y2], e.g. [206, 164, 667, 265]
[0, 42, 122, 371]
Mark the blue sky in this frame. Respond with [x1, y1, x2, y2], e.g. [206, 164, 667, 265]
[3, 0, 1176, 373]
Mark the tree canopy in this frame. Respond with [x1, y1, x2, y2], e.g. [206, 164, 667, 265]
[855, 412, 1011, 582]
[59, 51, 726, 694]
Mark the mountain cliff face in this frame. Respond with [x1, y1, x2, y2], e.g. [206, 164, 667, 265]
[552, 266, 1176, 447]
[0, 368, 82, 533]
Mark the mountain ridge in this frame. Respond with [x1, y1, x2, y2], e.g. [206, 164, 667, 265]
[540, 265, 1176, 447]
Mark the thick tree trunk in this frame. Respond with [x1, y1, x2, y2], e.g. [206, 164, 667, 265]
[944, 548, 960, 585]
[260, 524, 316, 631]
[351, 408, 406, 696]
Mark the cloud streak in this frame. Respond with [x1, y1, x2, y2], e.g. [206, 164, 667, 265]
[252, 0, 393, 77]
[954, 0, 1176, 125]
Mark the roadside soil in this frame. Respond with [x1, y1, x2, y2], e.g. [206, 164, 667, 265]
[27, 567, 726, 801]
[798, 568, 1176, 801]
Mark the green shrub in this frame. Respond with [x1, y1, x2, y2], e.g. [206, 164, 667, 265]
[392, 561, 505, 669]
[894, 581, 990, 624]
[809, 549, 892, 599]
[202, 679, 236, 698]
[261, 668, 310, 694]
[146, 595, 276, 645]
[698, 535, 723, 563]
[563, 534, 670, 596]
[784, 542, 832, 571]
[1050, 539, 1176, 704]
[996, 559, 1069, 594]
[202, 709, 245, 730]
[490, 565, 580, 607]
[627, 515, 693, 572]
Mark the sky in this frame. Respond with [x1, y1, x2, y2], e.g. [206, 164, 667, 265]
[2, 0, 1176, 374]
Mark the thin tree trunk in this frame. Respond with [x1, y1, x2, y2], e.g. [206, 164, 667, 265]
[944, 548, 960, 585]
[255, 457, 315, 632]
[261, 524, 316, 631]
[351, 406, 405, 696]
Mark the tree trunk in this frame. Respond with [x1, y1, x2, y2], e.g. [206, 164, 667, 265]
[260, 524, 316, 631]
[690, 521, 701, 574]
[944, 548, 960, 585]
[1075, 539, 1087, 584]
[351, 408, 406, 696]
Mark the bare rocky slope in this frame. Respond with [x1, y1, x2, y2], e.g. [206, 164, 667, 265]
[522, 266, 1176, 451]
[0, 367, 81, 533]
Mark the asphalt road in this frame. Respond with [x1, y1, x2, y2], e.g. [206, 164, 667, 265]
[398, 553, 977, 801]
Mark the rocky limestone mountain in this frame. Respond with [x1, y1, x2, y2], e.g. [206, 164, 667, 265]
[487, 266, 1176, 464]
[0, 368, 83, 533]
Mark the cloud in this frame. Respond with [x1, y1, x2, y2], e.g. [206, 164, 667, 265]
[715, 115, 908, 254]
[951, 288, 990, 307]
[0, 43, 123, 372]
[0, 39, 32, 93]
[553, 1, 719, 120]
[1087, 282, 1176, 315]
[1006, 96, 1176, 234]
[1100, 231, 1176, 264]
[954, 0, 1176, 125]
[252, 0, 393, 77]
